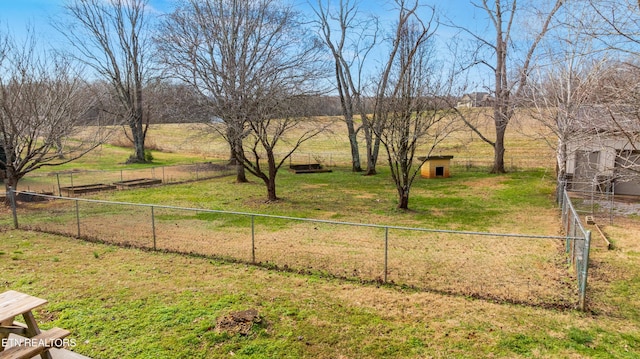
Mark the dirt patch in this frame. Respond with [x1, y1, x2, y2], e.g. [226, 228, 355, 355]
[300, 183, 329, 190]
[461, 176, 507, 190]
[215, 308, 261, 335]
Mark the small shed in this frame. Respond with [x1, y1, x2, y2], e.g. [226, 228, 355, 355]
[418, 155, 454, 179]
[565, 105, 640, 195]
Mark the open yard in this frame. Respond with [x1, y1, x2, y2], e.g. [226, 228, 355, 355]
[1, 116, 639, 358]
[0, 221, 637, 358]
[9, 169, 573, 309]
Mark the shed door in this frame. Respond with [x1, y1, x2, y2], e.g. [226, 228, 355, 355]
[573, 151, 600, 191]
[615, 151, 640, 195]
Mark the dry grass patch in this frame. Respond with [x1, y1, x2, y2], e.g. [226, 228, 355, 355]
[3, 229, 637, 358]
[13, 196, 575, 308]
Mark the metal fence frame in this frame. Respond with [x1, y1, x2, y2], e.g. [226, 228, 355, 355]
[564, 179, 615, 225]
[15, 162, 234, 196]
[559, 188, 592, 310]
[8, 188, 589, 310]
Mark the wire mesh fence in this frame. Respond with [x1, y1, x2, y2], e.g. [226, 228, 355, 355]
[559, 188, 592, 310]
[8, 152, 553, 198]
[564, 179, 615, 225]
[286, 151, 555, 172]
[15, 162, 235, 196]
[6, 189, 588, 309]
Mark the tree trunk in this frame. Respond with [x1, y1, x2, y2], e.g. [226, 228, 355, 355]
[371, 135, 381, 174]
[397, 187, 409, 210]
[236, 163, 247, 183]
[55, 138, 65, 159]
[556, 136, 568, 201]
[266, 177, 277, 202]
[132, 126, 146, 163]
[130, 77, 147, 163]
[226, 125, 238, 165]
[264, 151, 278, 202]
[346, 117, 362, 172]
[363, 125, 378, 175]
[228, 147, 237, 165]
[491, 138, 506, 173]
[4, 170, 18, 207]
[233, 137, 247, 183]
[129, 112, 146, 163]
[491, 109, 507, 174]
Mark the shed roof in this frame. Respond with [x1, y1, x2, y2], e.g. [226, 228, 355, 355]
[417, 155, 454, 161]
[571, 104, 640, 134]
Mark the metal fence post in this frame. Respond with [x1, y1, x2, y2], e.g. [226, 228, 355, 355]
[251, 215, 256, 263]
[384, 227, 389, 283]
[151, 206, 157, 251]
[9, 187, 18, 229]
[56, 173, 61, 196]
[75, 199, 81, 237]
[578, 230, 591, 311]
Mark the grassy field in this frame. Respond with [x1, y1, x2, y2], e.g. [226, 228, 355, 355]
[1, 115, 638, 358]
[32, 110, 556, 173]
[0, 224, 637, 358]
[9, 167, 572, 310]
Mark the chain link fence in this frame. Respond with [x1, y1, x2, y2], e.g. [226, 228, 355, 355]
[286, 152, 555, 172]
[558, 187, 592, 310]
[6, 189, 588, 310]
[10, 151, 553, 197]
[15, 162, 234, 196]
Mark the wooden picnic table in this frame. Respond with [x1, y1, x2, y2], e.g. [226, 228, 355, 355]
[0, 290, 70, 359]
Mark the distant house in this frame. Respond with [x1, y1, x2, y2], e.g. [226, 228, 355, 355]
[565, 105, 640, 196]
[456, 92, 493, 108]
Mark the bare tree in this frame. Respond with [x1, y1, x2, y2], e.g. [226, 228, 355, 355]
[523, 2, 608, 195]
[237, 96, 331, 201]
[528, 61, 608, 190]
[143, 79, 210, 124]
[588, 0, 640, 53]
[56, 0, 153, 163]
[453, 0, 563, 173]
[0, 30, 107, 201]
[311, 0, 379, 173]
[157, 0, 327, 201]
[373, 2, 458, 209]
[577, 1, 640, 190]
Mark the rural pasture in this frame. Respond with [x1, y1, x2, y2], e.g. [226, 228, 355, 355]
[1, 115, 639, 358]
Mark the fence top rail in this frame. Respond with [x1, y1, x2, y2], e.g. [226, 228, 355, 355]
[12, 189, 580, 241]
[563, 190, 589, 238]
[25, 162, 223, 178]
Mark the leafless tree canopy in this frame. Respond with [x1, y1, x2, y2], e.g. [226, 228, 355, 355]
[451, 0, 563, 173]
[372, 2, 458, 209]
[311, 0, 380, 173]
[157, 0, 327, 201]
[57, 0, 152, 163]
[0, 30, 107, 196]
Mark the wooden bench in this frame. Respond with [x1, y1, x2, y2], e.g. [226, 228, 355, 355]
[0, 327, 70, 359]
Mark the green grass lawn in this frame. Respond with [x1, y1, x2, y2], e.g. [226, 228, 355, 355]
[76, 166, 557, 233]
[3, 166, 639, 358]
[0, 228, 638, 358]
[1, 119, 638, 358]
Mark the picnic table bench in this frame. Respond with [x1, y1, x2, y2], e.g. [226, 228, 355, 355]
[0, 291, 71, 359]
